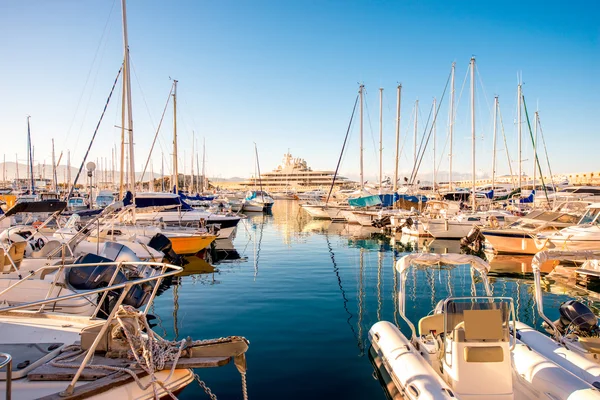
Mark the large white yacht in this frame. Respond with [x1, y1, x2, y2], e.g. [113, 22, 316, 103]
[245, 153, 356, 193]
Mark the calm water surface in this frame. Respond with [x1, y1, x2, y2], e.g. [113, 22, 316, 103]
[151, 200, 600, 400]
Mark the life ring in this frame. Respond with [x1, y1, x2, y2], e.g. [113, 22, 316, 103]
[488, 215, 499, 229]
[33, 221, 43, 229]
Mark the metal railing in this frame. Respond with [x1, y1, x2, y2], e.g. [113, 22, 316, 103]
[0, 260, 182, 396]
[0, 352, 12, 400]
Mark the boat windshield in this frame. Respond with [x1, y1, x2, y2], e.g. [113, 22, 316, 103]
[555, 202, 590, 214]
[442, 298, 512, 341]
[68, 198, 85, 206]
[96, 195, 113, 205]
[64, 213, 81, 228]
[579, 208, 600, 225]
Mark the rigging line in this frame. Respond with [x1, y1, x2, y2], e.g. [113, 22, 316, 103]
[363, 89, 379, 175]
[326, 95, 359, 204]
[497, 100, 515, 187]
[67, 66, 122, 201]
[536, 113, 556, 189]
[521, 93, 549, 203]
[409, 69, 452, 185]
[412, 82, 451, 186]
[72, 6, 117, 157]
[64, 0, 117, 147]
[435, 130, 450, 177]
[140, 84, 174, 184]
[475, 65, 494, 130]
[398, 105, 415, 170]
[129, 58, 159, 134]
[451, 66, 470, 132]
[130, 59, 173, 176]
[409, 100, 434, 184]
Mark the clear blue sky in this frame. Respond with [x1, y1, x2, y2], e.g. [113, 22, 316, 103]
[0, 0, 598, 183]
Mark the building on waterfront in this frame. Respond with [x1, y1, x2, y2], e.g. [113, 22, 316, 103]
[243, 153, 357, 192]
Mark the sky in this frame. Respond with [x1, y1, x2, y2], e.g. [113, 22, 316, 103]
[0, 0, 598, 184]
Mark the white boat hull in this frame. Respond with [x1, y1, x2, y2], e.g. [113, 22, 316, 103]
[424, 219, 475, 239]
[301, 205, 330, 219]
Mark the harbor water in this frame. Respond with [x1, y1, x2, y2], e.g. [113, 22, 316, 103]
[151, 200, 599, 399]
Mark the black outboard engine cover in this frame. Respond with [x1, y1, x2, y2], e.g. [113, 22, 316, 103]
[68, 254, 128, 289]
[67, 253, 151, 310]
[555, 300, 599, 336]
[147, 233, 186, 266]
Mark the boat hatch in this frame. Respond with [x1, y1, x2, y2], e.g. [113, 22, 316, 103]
[0, 343, 63, 379]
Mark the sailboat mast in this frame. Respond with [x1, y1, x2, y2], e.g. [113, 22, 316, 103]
[413, 100, 418, 166]
[161, 151, 165, 192]
[172, 79, 179, 193]
[2, 154, 5, 184]
[393, 84, 402, 193]
[111, 148, 114, 189]
[191, 132, 195, 193]
[120, 0, 135, 196]
[27, 116, 34, 194]
[432, 97, 437, 192]
[15, 154, 19, 188]
[533, 110, 538, 187]
[51, 138, 57, 192]
[150, 159, 154, 192]
[201, 137, 205, 193]
[67, 150, 71, 194]
[379, 87, 383, 193]
[359, 84, 364, 190]
[492, 96, 498, 195]
[255, 144, 264, 195]
[517, 82, 522, 193]
[470, 57, 476, 210]
[196, 146, 200, 194]
[448, 62, 455, 190]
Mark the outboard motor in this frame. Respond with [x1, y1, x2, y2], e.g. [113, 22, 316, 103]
[400, 217, 413, 229]
[550, 300, 600, 337]
[460, 226, 484, 252]
[67, 253, 153, 316]
[147, 233, 186, 267]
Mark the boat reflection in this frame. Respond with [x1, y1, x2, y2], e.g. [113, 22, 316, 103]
[486, 252, 557, 275]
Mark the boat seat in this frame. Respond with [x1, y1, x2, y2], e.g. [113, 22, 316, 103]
[463, 309, 504, 342]
[30, 240, 64, 258]
[578, 338, 600, 354]
[419, 314, 444, 336]
[4, 241, 26, 270]
[0, 242, 27, 272]
[419, 313, 464, 336]
[463, 346, 504, 362]
[0, 248, 5, 272]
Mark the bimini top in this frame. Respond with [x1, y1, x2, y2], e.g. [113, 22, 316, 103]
[123, 191, 193, 211]
[3, 200, 66, 217]
[396, 253, 491, 276]
[531, 250, 600, 274]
